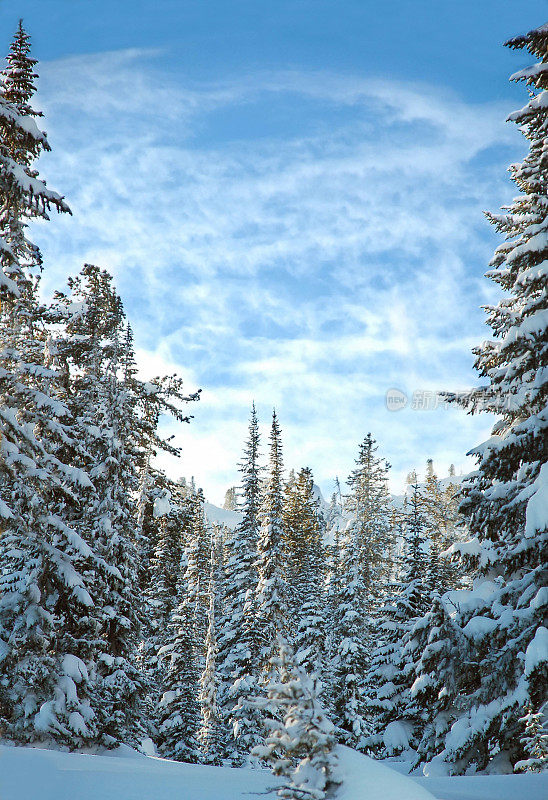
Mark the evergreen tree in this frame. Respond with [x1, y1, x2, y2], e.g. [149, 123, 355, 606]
[345, 433, 393, 606]
[411, 595, 473, 767]
[286, 468, 327, 677]
[142, 476, 192, 701]
[252, 637, 340, 800]
[422, 462, 462, 593]
[0, 26, 99, 748]
[329, 518, 369, 748]
[255, 411, 288, 682]
[223, 487, 238, 511]
[365, 483, 430, 756]
[184, 487, 210, 661]
[217, 404, 264, 762]
[515, 705, 548, 773]
[437, 22, 548, 773]
[0, 20, 69, 280]
[46, 265, 150, 747]
[157, 573, 200, 761]
[234, 411, 288, 762]
[198, 547, 225, 765]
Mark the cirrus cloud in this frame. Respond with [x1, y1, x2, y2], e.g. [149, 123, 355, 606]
[32, 49, 521, 502]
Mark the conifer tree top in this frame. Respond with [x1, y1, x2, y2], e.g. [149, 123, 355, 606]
[2, 20, 40, 118]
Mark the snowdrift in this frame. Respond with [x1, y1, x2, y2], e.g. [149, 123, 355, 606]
[412, 772, 548, 800]
[0, 743, 435, 800]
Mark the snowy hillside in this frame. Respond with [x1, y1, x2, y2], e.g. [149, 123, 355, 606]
[204, 501, 242, 529]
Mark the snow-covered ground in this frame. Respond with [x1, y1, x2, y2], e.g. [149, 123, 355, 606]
[386, 759, 548, 800]
[1, 743, 546, 800]
[0, 744, 435, 800]
[412, 772, 548, 800]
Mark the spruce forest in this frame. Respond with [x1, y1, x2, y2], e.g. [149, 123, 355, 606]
[0, 11, 546, 800]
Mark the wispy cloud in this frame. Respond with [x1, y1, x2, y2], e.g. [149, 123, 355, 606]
[33, 49, 520, 501]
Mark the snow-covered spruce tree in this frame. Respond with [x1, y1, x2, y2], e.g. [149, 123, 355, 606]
[46, 265, 151, 747]
[145, 476, 192, 651]
[255, 411, 289, 684]
[436, 22, 548, 774]
[235, 411, 288, 758]
[284, 467, 327, 677]
[399, 484, 430, 622]
[48, 263, 200, 747]
[182, 486, 210, 662]
[422, 461, 463, 593]
[217, 404, 264, 763]
[252, 637, 340, 800]
[157, 549, 200, 762]
[0, 20, 68, 276]
[0, 27, 105, 748]
[410, 594, 474, 767]
[515, 704, 548, 773]
[364, 483, 430, 756]
[345, 434, 393, 606]
[321, 530, 342, 710]
[327, 435, 394, 749]
[282, 467, 325, 590]
[329, 517, 369, 748]
[197, 546, 226, 765]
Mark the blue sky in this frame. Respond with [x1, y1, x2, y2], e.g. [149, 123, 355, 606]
[3, 1, 546, 502]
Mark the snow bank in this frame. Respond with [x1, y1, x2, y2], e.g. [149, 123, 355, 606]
[2, 743, 546, 800]
[0, 743, 435, 800]
[413, 772, 548, 800]
[336, 746, 435, 800]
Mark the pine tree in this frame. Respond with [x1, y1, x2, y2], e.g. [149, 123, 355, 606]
[148, 485, 179, 621]
[142, 475, 192, 703]
[45, 265, 150, 747]
[515, 705, 548, 773]
[183, 487, 210, 660]
[365, 483, 430, 756]
[255, 411, 288, 682]
[252, 637, 340, 800]
[157, 551, 200, 763]
[198, 547, 225, 765]
[234, 411, 288, 762]
[0, 20, 69, 282]
[329, 436, 394, 751]
[223, 487, 238, 511]
[329, 518, 369, 748]
[0, 26, 101, 748]
[437, 22, 548, 773]
[411, 595, 473, 767]
[346, 433, 393, 606]
[422, 462, 462, 593]
[400, 484, 430, 618]
[217, 404, 264, 762]
[286, 468, 327, 677]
